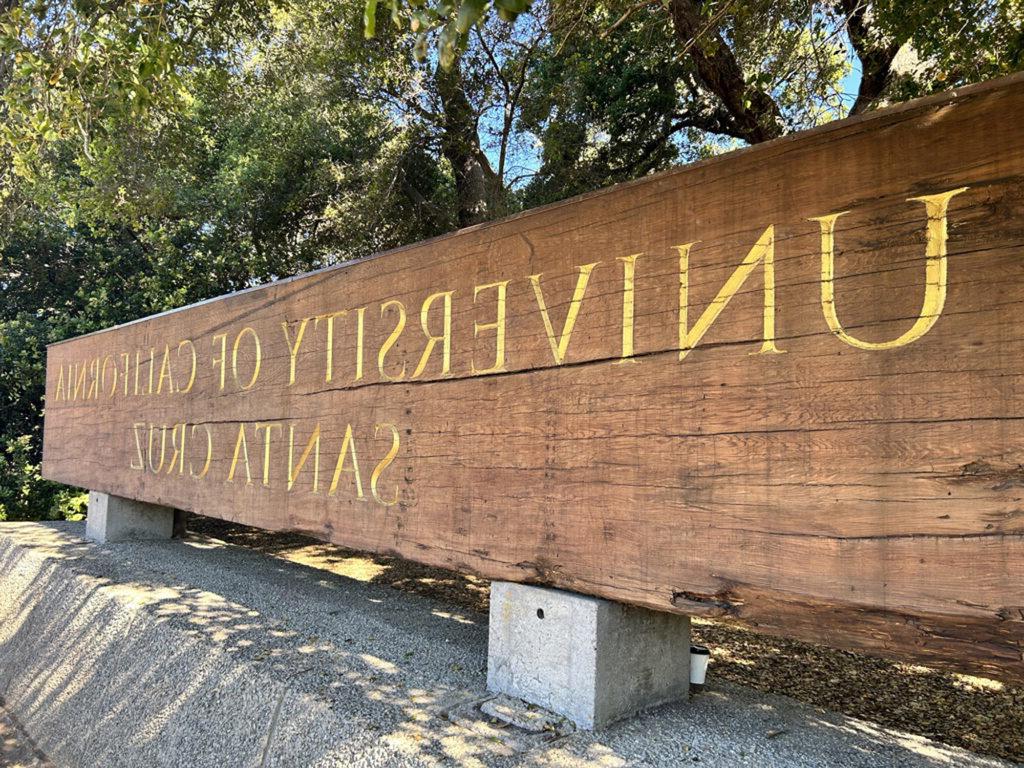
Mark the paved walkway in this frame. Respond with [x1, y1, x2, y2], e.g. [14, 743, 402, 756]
[0, 521, 1016, 767]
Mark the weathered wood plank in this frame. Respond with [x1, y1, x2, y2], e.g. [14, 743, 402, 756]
[43, 74, 1024, 681]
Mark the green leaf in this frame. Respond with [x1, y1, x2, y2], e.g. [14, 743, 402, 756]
[455, 0, 486, 35]
[364, 0, 378, 38]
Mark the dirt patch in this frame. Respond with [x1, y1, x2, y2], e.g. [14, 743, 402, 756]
[189, 515, 1024, 764]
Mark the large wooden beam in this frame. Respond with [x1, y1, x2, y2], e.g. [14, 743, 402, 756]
[43, 75, 1024, 682]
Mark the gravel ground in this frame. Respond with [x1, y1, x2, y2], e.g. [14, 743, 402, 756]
[3, 519, 1014, 767]
[0, 700, 52, 768]
[189, 515, 1024, 765]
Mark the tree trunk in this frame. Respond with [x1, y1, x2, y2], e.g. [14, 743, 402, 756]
[435, 60, 503, 228]
[840, 0, 903, 115]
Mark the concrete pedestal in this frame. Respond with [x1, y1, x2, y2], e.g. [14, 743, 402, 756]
[86, 492, 175, 543]
[487, 581, 691, 729]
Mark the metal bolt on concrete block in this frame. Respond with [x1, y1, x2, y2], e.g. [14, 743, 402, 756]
[487, 581, 691, 729]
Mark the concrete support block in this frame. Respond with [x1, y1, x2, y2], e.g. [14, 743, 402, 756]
[487, 581, 691, 729]
[86, 492, 175, 543]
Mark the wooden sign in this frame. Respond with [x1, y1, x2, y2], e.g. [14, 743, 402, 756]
[43, 75, 1024, 682]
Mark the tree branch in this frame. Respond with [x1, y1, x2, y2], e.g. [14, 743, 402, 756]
[668, 0, 785, 144]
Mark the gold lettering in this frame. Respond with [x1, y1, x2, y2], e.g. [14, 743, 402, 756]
[287, 423, 321, 492]
[120, 352, 130, 396]
[130, 422, 146, 470]
[189, 424, 212, 479]
[472, 280, 509, 375]
[282, 318, 310, 386]
[227, 424, 252, 484]
[329, 424, 364, 498]
[413, 290, 453, 378]
[812, 187, 968, 350]
[147, 424, 168, 473]
[87, 357, 100, 399]
[232, 327, 262, 390]
[370, 423, 401, 507]
[529, 262, 599, 365]
[616, 253, 641, 362]
[147, 347, 155, 394]
[101, 355, 117, 397]
[55, 364, 66, 402]
[177, 340, 197, 393]
[377, 300, 407, 381]
[156, 344, 175, 395]
[353, 306, 366, 381]
[315, 311, 347, 383]
[677, 228, 783, 360]
[255, 422, 282, 486]
[165, 422, 186, 475]
[73, 362, 86, 400]
[212, 333, 227, 391]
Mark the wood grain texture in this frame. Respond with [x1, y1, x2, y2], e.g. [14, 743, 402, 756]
[43, 75, 1024, 681]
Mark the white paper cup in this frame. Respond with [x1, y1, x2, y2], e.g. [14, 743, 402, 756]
[690, 645, 710, 691]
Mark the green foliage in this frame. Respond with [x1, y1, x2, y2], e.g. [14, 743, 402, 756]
[0, 0, 1021, 521]
[0, 0, 296, 204]
[0, 195, 163, 520]
[0, 434, 86, 521]
[0, 306, 73, 522]
[364, 0, 533, 67]
[871, 0, 1024, 100]
[518, 3, 696, 205]
[515, 1, 850, 205]
[0, 1, 460, 520]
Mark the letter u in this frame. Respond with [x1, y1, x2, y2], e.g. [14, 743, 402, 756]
[811, 187, 967, 350]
